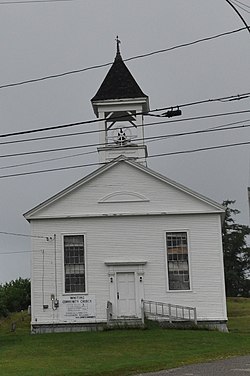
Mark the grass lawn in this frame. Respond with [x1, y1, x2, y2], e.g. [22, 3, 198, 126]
[0, 298, 249, 376]
[227, 297, 250, 334]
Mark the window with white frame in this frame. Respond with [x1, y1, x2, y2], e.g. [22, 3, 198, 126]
[64, 235, 85, 293]
[166, 232, 190, 290]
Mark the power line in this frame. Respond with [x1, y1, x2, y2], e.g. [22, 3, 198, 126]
[124, 27, 249, 62]
[0, 26, 248, 90]
[0, 140, 248, 179]
[149, 140, 250, 159]
[0, 91, 250, 140]
[0, 0, 75, 4]
[0, 249, 44, 255]
[233, 0, 250, 10]
[1, 109, 250, 160]
[146, 122, 250, 145]
[231, 0, 250, 13]
[0, 118, 249, 170]
[0, 149, 97, 170]
[1, 101, 250, 147]
[0, 118, 248, 170]
[0, 160, 100, 178]
[0, 121, 246, 169]
[146, 92, 250, 113]
[0, 231, 47, 238]
[0, 141, 97, 159]
[0, 114, 246, 147]
[0, 250, 33, 255]
[225, 0, 250, 33]
[0, 126, 99, 146]
[0, 248, 55, 255]
[0, 118, 99, 139]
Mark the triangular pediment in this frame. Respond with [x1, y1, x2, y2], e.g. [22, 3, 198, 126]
[24, 158, 224, 220]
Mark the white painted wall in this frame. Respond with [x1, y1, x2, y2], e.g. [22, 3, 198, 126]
[30, 213, 227, 326]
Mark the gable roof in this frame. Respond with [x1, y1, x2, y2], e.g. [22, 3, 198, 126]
[24, 156, 224, 220]
[91, 49, 148, 102]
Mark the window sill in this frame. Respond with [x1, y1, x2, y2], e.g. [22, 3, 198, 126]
[166, 289, 193, 293]
[62, 292, 88, 296]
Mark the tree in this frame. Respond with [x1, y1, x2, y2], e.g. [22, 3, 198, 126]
[0, 285, 8, 317]
[222, 200, 250, 297]
[0, 278, 31, 317]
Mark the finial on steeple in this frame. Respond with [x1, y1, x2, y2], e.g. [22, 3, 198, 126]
[115, 35, 121, 60]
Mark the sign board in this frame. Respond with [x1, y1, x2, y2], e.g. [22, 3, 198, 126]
[61, 295, 96, 320]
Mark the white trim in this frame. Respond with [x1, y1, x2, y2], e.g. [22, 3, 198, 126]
[31, 318, 108, 325]
[99, 191, 149, 203]
[91, 98, 149, 116]
[216, 215, 228, 320]
[91, 98, 149, 106]
[61, 233, 87, 295]
[26, 210, 223, 220]
[105, 261, 145, 319]
[105, 260, 147, 266]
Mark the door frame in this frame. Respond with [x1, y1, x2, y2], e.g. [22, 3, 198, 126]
[105, 261, 147, 319]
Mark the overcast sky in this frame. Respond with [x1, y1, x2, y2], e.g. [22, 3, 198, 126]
[0, 0, 249, 283]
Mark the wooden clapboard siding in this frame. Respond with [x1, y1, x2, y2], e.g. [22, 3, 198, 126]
[30, 213, 227, 325]
[26, 159, 226, 328]
[25, 161, 223, 220]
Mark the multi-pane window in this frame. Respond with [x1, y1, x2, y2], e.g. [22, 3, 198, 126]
[64, 235, 85, 293]
[166, 232, 190, 290]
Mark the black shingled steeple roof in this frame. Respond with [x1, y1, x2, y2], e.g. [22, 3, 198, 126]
[91, 44, 148, 102]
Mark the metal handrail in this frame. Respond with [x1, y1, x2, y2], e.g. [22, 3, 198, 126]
[142, 299, 197, 324]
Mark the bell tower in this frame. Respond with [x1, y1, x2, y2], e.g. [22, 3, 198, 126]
[91, 38, 149, 165]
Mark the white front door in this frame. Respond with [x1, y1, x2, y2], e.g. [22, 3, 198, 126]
[116, 272, 136, 317]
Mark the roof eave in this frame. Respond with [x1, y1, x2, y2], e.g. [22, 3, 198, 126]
[91, 96, 150, 117]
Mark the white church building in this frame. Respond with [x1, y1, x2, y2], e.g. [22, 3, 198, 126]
[24, 42, 228, 333]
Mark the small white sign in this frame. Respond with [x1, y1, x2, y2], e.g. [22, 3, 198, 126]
[61, 295, 96, 320]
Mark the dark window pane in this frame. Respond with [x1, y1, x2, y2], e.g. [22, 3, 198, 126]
[166, 232, 190, 290]
[64, 235, 85, 293]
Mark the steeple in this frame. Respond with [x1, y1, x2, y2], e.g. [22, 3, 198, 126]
[91, 39, 149, 165]
[91, 38, 148, 109]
